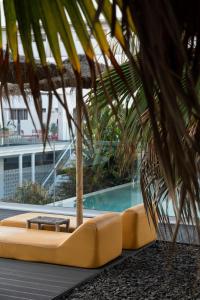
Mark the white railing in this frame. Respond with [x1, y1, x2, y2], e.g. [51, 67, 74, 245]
[42, 140, 75, 188]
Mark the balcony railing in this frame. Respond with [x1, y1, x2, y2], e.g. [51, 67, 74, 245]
[0, 132, 62, 146]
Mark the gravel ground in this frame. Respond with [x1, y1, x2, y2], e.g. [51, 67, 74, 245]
[65, 242, 200, 300]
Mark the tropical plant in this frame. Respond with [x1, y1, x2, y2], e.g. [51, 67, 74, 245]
[50, 123, 58, 135]
[57, 159, 133, 200]
[0, 126, 9, 132]
[82, 101, 136, 192]
[87, 56, 200, 239]
[50, 123, 58, 140]
[0, 0, 199, 234]
[15, 182, 53, 205]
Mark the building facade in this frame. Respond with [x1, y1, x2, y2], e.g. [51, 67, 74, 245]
[0, 4, 123, 202]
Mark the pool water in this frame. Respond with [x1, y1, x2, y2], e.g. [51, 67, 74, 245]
[83, 183, 142, 212]
[53, 182, 175, 215]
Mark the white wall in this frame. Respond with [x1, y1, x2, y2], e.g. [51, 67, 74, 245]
[0, 158, 4, 198]
[0, 19, 123, 63]
[57, 89, 76, 140]
[0, 93, 73, 138]
[57, 88, 89, 140]
[0, 9, 123, 140]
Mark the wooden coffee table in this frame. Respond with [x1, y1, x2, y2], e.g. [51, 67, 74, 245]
[27, 216, 70, 232]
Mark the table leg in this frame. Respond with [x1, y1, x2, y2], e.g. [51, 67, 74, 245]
[55, 223, 60, 232]
[27, 221, 31, 229]
[66, 221, 70, 232]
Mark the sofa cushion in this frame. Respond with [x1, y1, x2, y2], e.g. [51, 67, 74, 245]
[0, 213, 122, 268]
[0, 212, 90, 232]
[122, 204, 157, 249]
[0, 226, 70, 247]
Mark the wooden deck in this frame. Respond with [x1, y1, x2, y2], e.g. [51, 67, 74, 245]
[0, 208, 196, 299]
[0, 209, 125, 300]
[0, 257, 104, 300]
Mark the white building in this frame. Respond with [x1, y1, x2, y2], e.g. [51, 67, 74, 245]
[0, 22, 79, 141]
[0, 1, 122, 140]
[0, 91, 76, 141]
[0, 5, 123, 201]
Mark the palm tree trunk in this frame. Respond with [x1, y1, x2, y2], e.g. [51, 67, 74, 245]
[76, 80, 83, 227]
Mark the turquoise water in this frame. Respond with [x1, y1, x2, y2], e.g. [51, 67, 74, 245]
[55, 182, 174, 215]
[83, 183, 142, 212]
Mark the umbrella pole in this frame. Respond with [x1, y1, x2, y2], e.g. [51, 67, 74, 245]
[76, 86, 83, 227]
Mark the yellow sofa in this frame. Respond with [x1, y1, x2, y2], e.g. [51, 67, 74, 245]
[0, 213, 122, 268]
[0, 212, 90, 232]
[0, 203, 156, 252]
[122, 204, 157, 249]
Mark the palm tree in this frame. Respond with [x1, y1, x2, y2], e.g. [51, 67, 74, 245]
[87, 59, 172, 235]
[1, 0, 200, 234]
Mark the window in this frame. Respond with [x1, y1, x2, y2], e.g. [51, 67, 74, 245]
[23, 155, 31, 168]
[35, 151, 62, 166]
[4, 157, 18, 170]
[42, 108, 46, 113]
[10, 109, 28, 120]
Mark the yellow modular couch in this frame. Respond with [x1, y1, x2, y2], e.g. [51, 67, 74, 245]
[0, 204, 156, 252]
[122, 204, 157, 249]
[0, 213, 122, 268]
[0, 212, 90, 232]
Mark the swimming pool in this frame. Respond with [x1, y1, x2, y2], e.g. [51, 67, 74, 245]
[83, 183, 142, 212]
[54, 183, 143, 212]
[51, 182, 175, 216]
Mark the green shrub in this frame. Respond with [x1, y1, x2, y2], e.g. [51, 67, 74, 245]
[15, 182, 53, 205]
[56, 155, 134, 200]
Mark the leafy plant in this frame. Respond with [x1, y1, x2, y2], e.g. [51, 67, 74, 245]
[0, 126, 9, 132]
[1, 1, 200, 233]
[15, 182, 53, 205]
[56, 154, 134, 201]
[50, 123, 58, 135]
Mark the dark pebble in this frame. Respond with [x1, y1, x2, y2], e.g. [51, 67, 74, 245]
[64, 242, 200, 299]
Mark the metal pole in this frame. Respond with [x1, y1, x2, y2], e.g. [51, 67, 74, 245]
[76, 84, 83, 227]
[53, 140, 56, 206]
[31, 153, 35, 183]
[19, 154, 23, 187]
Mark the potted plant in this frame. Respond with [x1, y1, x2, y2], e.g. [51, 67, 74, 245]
[50, 123, 58, 140]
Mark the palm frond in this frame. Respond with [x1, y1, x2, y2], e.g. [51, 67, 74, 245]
[0, 0, 199, 235]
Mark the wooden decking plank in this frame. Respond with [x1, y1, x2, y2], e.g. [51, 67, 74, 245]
[0, 257, 101, 299]
[0, 258, 96, 277]
[0, 266, 90, 285]
[0, 260, 96, 283]
[0, 276, 67, 292]
[0, 287, 52, 300]
[0, 294, 31, 300]
[0, 282, 55, 297]
[0, 272, 73, 287]
[0, 268, 77, 285]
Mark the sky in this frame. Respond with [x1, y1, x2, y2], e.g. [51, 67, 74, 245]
[0, 1, 5, 27]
